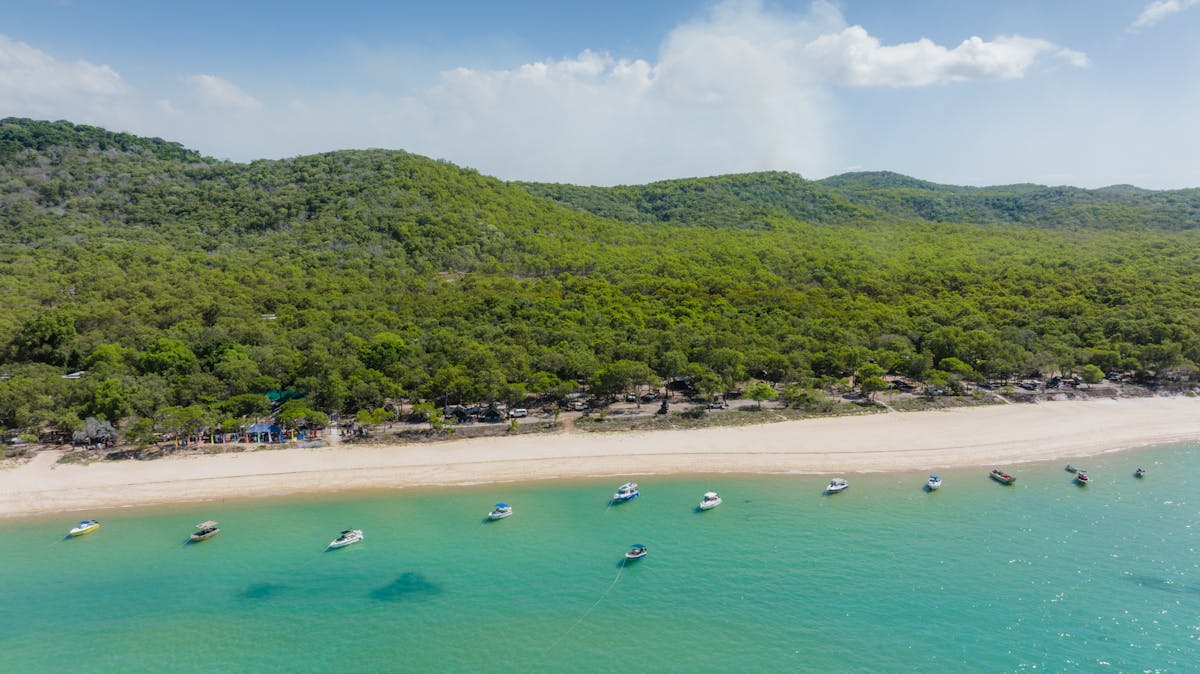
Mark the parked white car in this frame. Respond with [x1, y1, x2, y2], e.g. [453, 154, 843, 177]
[509, 408, 528, 418]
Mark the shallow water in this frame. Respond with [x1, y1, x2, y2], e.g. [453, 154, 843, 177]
[1, 444, 1196, 672]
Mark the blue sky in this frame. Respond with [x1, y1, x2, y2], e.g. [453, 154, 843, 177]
[2, 0, 1199, 188]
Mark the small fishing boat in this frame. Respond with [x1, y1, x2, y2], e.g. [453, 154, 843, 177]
[1075, 470, 1090, 485]
[68, 520, 100, 537]
[327, 529, 364, 549]
[190, 520, 220, 541]
[699, 492, 722, 510]
[825, 478, 849, 494]
[488, 503, 513, 520]
[990, 469, 1016, 485]
[926, 474, 942, 491]
[1135, 468, 1146, 478]
[613, 482, 640, 502]
[624, 544, 648, 560]
[1065, 464, 1078, 473]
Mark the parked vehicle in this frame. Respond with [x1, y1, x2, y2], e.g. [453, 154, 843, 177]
[508, 408, 528, 418]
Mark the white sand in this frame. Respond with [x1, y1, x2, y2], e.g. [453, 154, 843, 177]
[3, 396, 1198, 518]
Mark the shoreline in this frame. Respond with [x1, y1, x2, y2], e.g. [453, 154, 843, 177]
[3, 396, 1199, 518]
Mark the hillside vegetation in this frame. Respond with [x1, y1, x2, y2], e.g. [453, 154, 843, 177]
[2, 118, 1198, 445]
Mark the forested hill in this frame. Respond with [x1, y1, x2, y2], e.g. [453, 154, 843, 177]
[519, 170, 1200, 230]
[2, 117, 1199, 445]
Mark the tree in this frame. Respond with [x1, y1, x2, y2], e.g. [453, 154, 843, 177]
[1079, 364, 1104, 388]
[410, 401, 445, 430]
[592, 360, 656, 401]
[277, 400, 328, 430]
[85, 378, 132, 424]
[73, 417, 116, 447]
[10, 314, 76, 365]
[138, 338, 198, 375]
[695, 372, 724, 402]
[745, 382, 777, 410]
[360, 332, 410, 371]
[859, 376, 889, 400]
[782, 385, 826, 410]
[123, 417, 158, 448]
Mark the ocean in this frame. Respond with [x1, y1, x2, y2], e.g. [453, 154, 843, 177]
[1, 443, 1196, 672]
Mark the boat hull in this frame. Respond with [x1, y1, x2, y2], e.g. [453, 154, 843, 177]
[488, 511, 512, 520]
[699, 500, 721, 510]
[613, 493, 639, 502]
[328, 530, 364, 549]
[190, 529, 220, 541]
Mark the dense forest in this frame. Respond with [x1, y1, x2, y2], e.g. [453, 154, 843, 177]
[2, 117, 1198, 446]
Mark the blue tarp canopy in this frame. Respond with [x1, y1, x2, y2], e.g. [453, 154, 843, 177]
[247, 423, 282, 434]
[495, 503, 508, 508]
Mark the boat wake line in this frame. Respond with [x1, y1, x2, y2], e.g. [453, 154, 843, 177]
[545, 561, 626, 655]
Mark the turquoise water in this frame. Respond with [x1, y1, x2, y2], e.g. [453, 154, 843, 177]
[2, 444, 1197, 672]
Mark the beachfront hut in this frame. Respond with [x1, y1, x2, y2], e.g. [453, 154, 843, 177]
[246, 422, 283, 443]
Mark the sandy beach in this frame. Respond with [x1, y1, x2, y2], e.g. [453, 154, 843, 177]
[3, 396, 1199, 518]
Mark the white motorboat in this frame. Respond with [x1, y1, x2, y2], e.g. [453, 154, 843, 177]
[488, 503, 513, 520]
[699, 491, 722, 510]
[825, 478, 849, 494]
[624, 544, 648, 560]
[613, 482, 640, 502]
[190, 520, 220, 541]
[926, 475, 942, 491]
[68, 520, 100, 536]
[327, 529, 364, 549]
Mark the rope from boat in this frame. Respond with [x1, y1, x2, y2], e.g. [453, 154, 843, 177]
[546, 560, 625, 653]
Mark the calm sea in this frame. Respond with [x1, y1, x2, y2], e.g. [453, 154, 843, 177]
[1, 443, 1197, 672]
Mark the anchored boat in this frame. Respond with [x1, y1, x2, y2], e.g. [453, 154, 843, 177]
[327, 529, 364, 549]
[990, 469, 1016, 485]
[68, 520, 100, 537]
[190, 520, 220, 542]
[613, 482, 640, 503]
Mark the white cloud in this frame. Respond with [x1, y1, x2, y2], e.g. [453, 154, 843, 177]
[187, 74, 260, 110]
[1130, 0, 1200, 30]
[0, 34, 125, 114]
[806, 28, 1087, 87]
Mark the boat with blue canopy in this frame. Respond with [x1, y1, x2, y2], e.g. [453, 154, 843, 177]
[613, 482, 640, 502]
